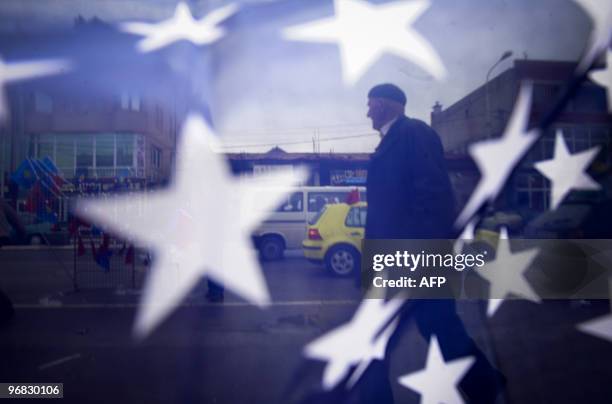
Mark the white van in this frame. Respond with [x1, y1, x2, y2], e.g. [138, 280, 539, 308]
[252, 186, 366, 260]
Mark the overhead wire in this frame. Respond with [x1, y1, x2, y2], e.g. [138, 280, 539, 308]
[219, 132, 378, 150]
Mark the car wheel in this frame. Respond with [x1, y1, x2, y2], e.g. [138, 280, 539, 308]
[259, 236, 284, 261]
[29, 234, 44, 246]
[325, 245, 359, 276]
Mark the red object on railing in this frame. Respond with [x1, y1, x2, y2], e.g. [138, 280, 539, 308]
[345, 188, 360, 204]
[125, 245, 135, 265]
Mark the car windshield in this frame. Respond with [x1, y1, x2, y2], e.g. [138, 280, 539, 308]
[309, 205, 327, 225]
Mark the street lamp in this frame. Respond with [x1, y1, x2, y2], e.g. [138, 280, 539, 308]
[485, 50, 513, 137]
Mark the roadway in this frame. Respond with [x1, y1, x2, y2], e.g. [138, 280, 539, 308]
[1, 247, 611, 403]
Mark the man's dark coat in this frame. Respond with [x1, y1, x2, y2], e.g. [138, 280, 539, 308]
[358, 116, 505, 404]
[365, 115, 455, 239]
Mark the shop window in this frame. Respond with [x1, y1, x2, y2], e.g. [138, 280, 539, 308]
[56, 135, 75, 176]
[116, 134, 134, 166]
[76, 135, 94, 169]
[96, 134, 114, 167]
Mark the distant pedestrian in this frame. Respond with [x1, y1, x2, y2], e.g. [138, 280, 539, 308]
[0, 199, 26, 247]
[0, 199, 26, 326]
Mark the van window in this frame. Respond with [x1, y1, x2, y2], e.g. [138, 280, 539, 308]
[309, 205, 327, 225]
[308, 192, 350, 212]
[276, 191, 303, 212]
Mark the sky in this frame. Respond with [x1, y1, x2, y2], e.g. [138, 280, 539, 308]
[0, 0, 593, 152]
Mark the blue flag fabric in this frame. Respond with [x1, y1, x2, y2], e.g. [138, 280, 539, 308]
[90, 236, 112, 272]
[29, 158, 61, 197]
[40, 156, 59, 174]
[11, 159, 38, 190]
[95, 249, 112, 272]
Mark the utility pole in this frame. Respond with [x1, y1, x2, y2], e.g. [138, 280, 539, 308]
[485, 50, 513, 138]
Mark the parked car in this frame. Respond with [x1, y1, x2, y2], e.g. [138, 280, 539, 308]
[253, 186, 365, 261]
[9, 213, 69, 245]
[302, 201, 366, 276]
[524, 200, 612, 238]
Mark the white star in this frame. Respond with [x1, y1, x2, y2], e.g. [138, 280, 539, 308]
[0, 56, 71, 120]
[120, 2, 238, 53]
[578, 313, 612, 343]
[304, 297, 403, 390]
[534, 130, 601, 210]
[486, 298, 505, 317]
[283, 0, 446, 85]
[574, 0, 612, 73]
[487, 228, 508, 317]
[590, 250, 612, 275]
[476, 228, 540, 317]
[455, 82, 538, 228]
[398, 335, 475, 404]
[346, 318, 399, 389]
[77, 114, 307, 338]
[590, 49, 612, 111]
[576, 257, 612, 341]
[452, 217, 479, 300]
[453, 216, 478, 255]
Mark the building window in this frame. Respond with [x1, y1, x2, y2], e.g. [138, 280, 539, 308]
[116, 134, 134, 166]
[37, 139, 54, 160]
[131, 95, 141, 111]
[76, 135, 94, 172]
[155, 106, 163, 129]
[56, 135, 75, 177]
[120, 92, 141, 111]
[515, 172, 550, 210]
[95, 134, 115, 168]
[151, 146, 162, 169]
[120, 93, 128, 110]
[591, 127, 611, 164]
[526, 126, 610, 165]
[34, 133, 138, 178]
[557, 125, 611, 163]
[34, 92, 53, 113]
[572, 85, 607, 112]
[533, 84, 560, 109]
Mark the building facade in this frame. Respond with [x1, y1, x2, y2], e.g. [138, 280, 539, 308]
[24, 86, 174, 182]
[228, 147, 370, 186]
[0, 19, 182, 201]
[0, 78, 180, 205]
[431, 59, 612, 212]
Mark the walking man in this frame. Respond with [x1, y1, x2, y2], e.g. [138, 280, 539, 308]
[360, 83, 505, 403]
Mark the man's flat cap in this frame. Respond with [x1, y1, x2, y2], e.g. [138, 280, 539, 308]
[368, 83, 407, 106]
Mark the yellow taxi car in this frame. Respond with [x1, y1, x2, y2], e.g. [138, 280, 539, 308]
[302, 202, 366, 276]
